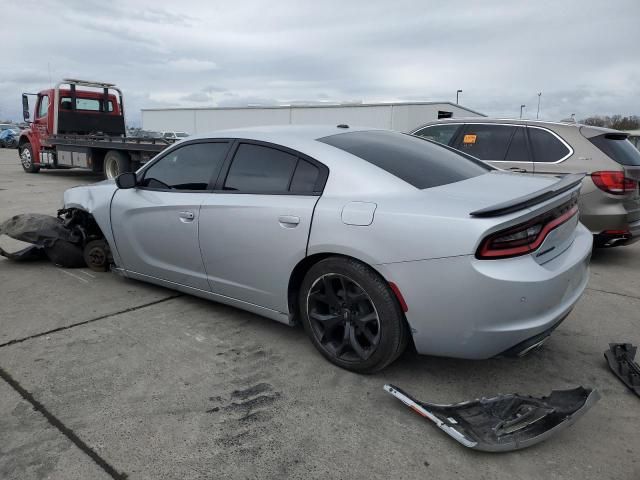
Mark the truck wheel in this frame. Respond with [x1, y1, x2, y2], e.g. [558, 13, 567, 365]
[20, 143, 40, 173]
[104, 150, 131, 180]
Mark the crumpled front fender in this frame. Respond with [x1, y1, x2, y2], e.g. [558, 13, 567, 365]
[63, 180, 122, 267]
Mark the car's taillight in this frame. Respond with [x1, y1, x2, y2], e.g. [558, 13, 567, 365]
[591, 171, 636, 195]
[476, 202, 578, 260]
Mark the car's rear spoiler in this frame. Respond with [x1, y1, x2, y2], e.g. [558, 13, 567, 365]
[470, 173, 585, 218]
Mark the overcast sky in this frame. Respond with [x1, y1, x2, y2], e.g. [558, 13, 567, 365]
[3, 0, 639, 125]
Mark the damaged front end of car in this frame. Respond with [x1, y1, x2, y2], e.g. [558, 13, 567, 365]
[0, 209, 111, 271]
[384, 384, 599, 452]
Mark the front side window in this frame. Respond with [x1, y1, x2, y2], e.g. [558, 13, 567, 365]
[456, 124, 516, 160]
[141, 142, 229, 190]
[319, 130, 490, 190]
[413, 124, 461, 146]
[37, 95, 49, 118]
[528, 127, 571, 163]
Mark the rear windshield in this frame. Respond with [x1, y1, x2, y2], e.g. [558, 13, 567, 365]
[318, 130, 490, 189]
[589, 134, 640, 166]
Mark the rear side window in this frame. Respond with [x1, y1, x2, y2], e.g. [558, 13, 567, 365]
[60, 97, 114, 112]
[589, 134, 640, 166]
[456, 124, 515, 160]
[505, 127, 529, 162]
[528, 127, 571, 163]
[318, 130, 489, 190]
[413, 124, 461, 146]
[224, 144, 323, 194]
[290, 159, 320, 193]
[224, 144, 298, 193]
[141, 142, 229, 190]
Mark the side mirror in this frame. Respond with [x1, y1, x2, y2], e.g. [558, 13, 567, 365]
[22, 94, 30, 121]
[115, 172, 137, 189]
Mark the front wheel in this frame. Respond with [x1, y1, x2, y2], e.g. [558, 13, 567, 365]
[19, 143, 40, 173]
[299, 257, 409, 373]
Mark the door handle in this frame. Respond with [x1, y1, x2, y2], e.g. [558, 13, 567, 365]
[278, 215, 300, 228]
[508, 167, 527, 173]
[179, 211, 195, 222]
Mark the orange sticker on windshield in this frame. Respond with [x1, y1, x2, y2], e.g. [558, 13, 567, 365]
[463, 134, 477, 144]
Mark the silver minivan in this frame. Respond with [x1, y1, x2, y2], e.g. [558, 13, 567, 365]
[412, 119, 640, 247]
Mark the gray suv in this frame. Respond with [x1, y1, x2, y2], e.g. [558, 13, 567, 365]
[412, 119, 640, 247]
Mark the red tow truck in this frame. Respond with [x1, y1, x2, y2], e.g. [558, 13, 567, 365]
[18, 79, 171, 179]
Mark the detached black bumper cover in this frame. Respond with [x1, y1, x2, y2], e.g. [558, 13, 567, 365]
[384, 384, 599, 452]
[604, 343, 640, 397]
[0, 214, 85, 267]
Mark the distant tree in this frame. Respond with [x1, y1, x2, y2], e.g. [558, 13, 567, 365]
[579, 115, 639, 130]
[582, 116, 606, 127]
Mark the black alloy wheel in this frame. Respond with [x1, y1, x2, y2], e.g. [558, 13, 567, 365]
[300, 257, 408, 373]
[307, 274, 381, 362]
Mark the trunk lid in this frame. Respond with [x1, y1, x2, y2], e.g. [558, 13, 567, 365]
[423, 171, 583, 263]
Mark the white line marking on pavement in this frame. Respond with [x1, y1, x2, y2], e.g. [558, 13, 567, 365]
[60, 269, 90, 284]
[80, 271, 96, 278]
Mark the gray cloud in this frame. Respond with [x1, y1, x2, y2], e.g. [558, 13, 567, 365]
[2, 0, 639, 126]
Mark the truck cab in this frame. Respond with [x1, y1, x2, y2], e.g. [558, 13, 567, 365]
[18, 79, 168, 178]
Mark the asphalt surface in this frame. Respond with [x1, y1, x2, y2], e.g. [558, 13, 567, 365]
[0, 147, 639, 479]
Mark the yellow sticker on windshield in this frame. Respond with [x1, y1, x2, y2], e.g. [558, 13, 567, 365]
[463, 134, 477, 144]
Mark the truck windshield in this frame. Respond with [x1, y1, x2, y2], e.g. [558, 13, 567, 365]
[589, 134, 640, 166]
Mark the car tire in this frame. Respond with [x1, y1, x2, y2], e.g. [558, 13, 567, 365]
[83, 239, 111, 272]
[299, 256, 409, 373]
[103, 150, 131, 180]
[20, 143, 40, 173]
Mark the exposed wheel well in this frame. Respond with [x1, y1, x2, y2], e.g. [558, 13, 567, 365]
[57, 208, 107, 246]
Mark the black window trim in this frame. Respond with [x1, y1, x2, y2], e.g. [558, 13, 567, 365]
[214, 139, 329, 196]
[136, 138, 234, 193]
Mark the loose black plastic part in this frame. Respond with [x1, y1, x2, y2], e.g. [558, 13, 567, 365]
[470, 172, 585, 217]
[337, 124, 349, 128]
[384, 384, 599, 452]
[604, 343, 640, 398]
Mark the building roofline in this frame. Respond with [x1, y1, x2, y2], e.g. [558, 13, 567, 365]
[141, 101, 486, 116]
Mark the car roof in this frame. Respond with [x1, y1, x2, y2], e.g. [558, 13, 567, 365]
[187, 124, 378, 143]
[412, 117, 620, 135]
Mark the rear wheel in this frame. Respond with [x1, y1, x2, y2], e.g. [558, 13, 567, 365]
[299, 257, 408, 373]
[20, 143, 40, 173]
[103, 150, 131, 180]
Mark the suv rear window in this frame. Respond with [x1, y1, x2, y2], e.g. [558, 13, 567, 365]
[318, 130, 490, 189]
[589, 134, 640, 166]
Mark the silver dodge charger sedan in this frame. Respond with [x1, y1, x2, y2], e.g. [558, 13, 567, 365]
[62, 125, 592, 372]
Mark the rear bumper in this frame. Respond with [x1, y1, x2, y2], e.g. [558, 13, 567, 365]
[593, 218, 640, 247]
[579, 187, 640, 245]
[379, 224, 592, 359]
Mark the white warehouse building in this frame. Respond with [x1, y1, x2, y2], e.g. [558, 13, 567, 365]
[141, 101, 485, 135]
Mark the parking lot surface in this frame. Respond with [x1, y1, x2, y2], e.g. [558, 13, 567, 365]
[0, 148, 639, 479]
